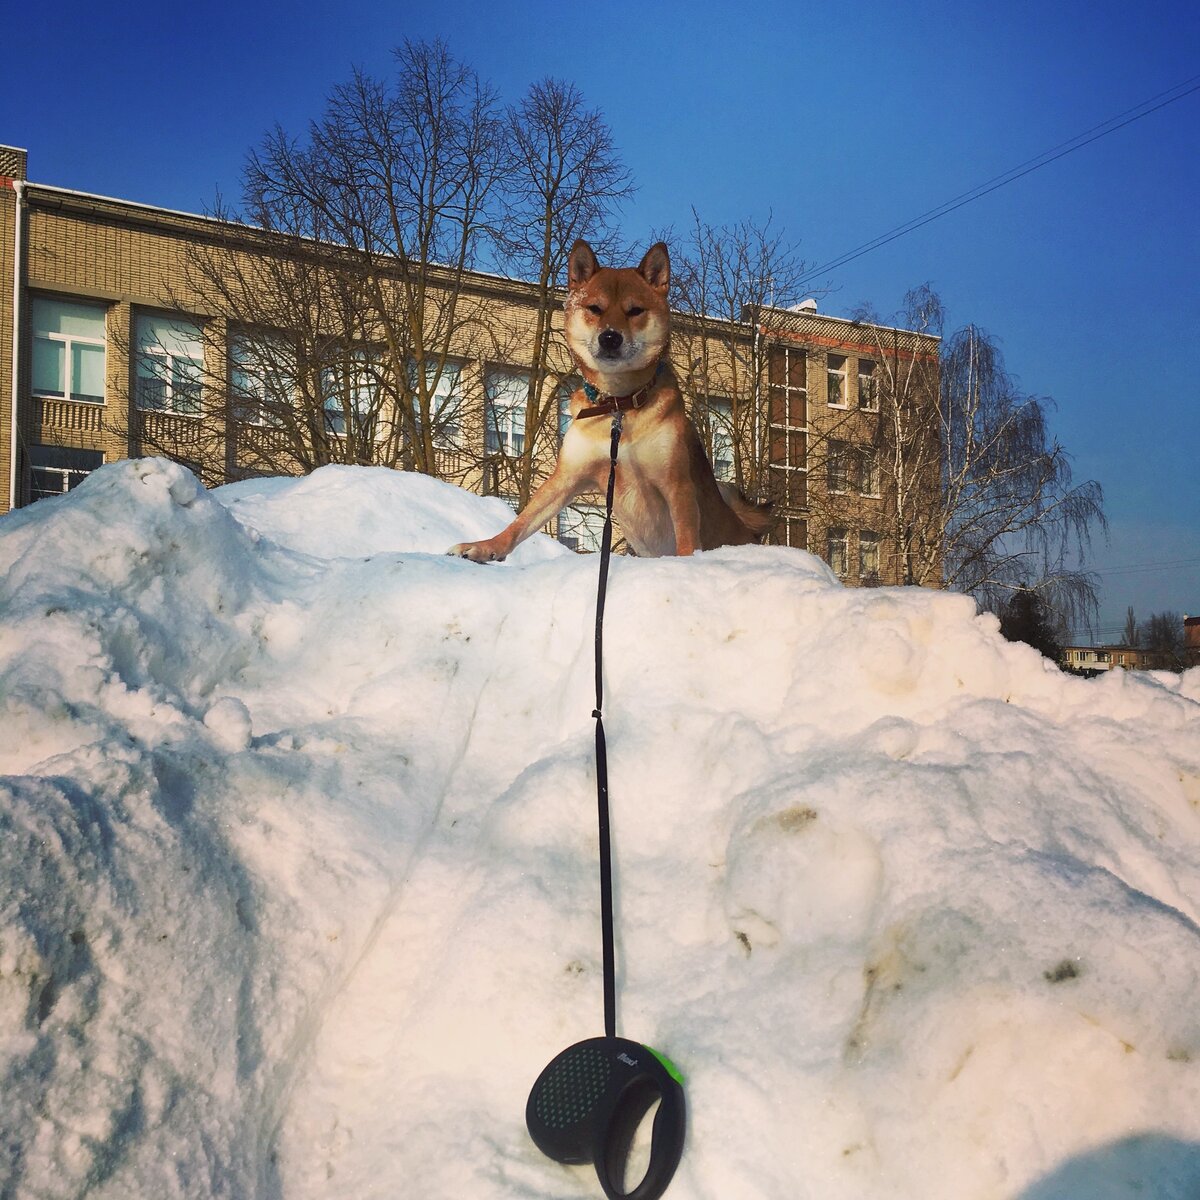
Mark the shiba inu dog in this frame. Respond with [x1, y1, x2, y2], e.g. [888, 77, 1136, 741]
[447, 239, 773, 562]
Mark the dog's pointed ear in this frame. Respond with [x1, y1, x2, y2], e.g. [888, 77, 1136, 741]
[638, 242, 671, 294]
[568, 240, 599, 290]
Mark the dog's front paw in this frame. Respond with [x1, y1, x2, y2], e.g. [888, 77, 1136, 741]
[447, 540, 508, 563]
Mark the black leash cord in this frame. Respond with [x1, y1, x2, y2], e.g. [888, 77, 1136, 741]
[593, 411, 623, 1042]
[524, 407, 686, 1200]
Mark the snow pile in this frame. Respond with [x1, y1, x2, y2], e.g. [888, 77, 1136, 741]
[2, 458, 1199, 1200]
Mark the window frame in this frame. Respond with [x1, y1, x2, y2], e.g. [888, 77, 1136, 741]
[230, 333, 295, 428]
[558, 503, 607, 553]
[859, 449, 881, 498]
[135, 311, 204, 418]
[410, 357, 465, 450]
[321, 351, 379, 439]
[826, 354, 848, 409]
[704, 395, 735, 483]
[484, 366, 529, 458]
[827, 526, 849, 577]
[859, 529, 881, 582]
[768, 345, 809, 511]
[857, 359, 879, 412]
[31, 296, 107, 406]
[827, 440, 850, 494]
[28, 444, 104, 502]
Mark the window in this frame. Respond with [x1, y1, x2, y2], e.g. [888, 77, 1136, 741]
[231, 335, 294, 427]
[322, 353, 377, 437]
[827, 440, 850, 493]
[827, 355, 847, 407]
[558, 504, 606, 553]
[554, 376, 573, 439]
[768, 346, 807, 426]
[136, 313, 202, 416]
[768, 346, 807, 512]
[29, 445, 103, 501]
[858, 360, 879, 411]
[32, 297, 106, 404]
[859, 531, 881, 583]
[827, 527, 849, 577]
[860, 450, 880, 497]
[781, 516, 808, 552]
[411, 359, 463, 449]
[706, 397, 734, 482]
[485, 367, 528, 457]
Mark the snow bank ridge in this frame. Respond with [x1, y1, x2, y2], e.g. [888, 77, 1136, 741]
[1, 459, 1198, 1199]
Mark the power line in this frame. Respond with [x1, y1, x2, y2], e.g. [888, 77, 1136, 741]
[1097, 556, 1200, 577]
[797, 73, 1200, 291]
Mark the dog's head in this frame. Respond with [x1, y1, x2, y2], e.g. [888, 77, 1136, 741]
[564, 241, 670, 380]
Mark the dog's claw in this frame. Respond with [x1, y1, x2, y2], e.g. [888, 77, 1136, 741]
[446, 542, 505, 564]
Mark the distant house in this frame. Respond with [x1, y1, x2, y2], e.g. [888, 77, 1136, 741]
[1063, 614, 1199, 675]
[1061, 645, 1155, 675]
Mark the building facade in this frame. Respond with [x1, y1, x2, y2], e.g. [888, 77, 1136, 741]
[1062, 619, 1200, 675]
[1, 145, 941, 584]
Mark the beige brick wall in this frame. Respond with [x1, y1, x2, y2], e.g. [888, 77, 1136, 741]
[1, 183, 17, 515]
[2, 182, 940, 582]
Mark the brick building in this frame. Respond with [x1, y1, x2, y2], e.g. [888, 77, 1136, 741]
[1063, 615, 1200, 674]
[1, 144, 941, 583]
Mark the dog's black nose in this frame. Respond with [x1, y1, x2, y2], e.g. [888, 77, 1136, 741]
[598, 328, 623, 355]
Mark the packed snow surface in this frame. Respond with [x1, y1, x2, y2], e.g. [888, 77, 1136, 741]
[2, 458, 1200, 1200]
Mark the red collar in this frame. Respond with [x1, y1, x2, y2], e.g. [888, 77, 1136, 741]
[575, 363, 665, 421]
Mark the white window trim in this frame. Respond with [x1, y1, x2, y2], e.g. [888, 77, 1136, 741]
[770, 348, 808, 435]
[411, 358, 465, 450]
[485, 367, 529, 458]
[231, 336, 292, 428]
[859, 531, 881, 579]
[706, 396, 735, 483]
[827, 441, 850, 495]
[827, 527, 849, 577]
[827, 355, 848, 409]
[322, 355, 379, 439]
[32, 299, 107, 405]
[781, 515, 808, 552]
[135, 314, 204, 418]
[29, 446, 105, 501]
[859, 450, 882, 499]
[558, 502, 606, 553]
[857, 361, 879, 412]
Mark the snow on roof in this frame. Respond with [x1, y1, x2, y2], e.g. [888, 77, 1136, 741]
[2, 458, 1198, 1197]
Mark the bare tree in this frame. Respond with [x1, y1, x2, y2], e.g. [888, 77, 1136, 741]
[129, 39, 511, 484]
[669, 210, 812, 503]
[846, 286, 946, 587]
[854, 289, 1107, 626]
[1123, 605, 1140, 647]
[1140, 611, 1185, 670]
[940, 323, 1106, 625]
[492, 78, 632, 508]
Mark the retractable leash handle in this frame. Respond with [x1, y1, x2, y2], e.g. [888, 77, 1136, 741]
[526, 412, 687, 1200]
[526, 1036, 685, 1200]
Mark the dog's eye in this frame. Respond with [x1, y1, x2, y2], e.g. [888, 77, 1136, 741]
[587, 304, 604, 315]
[627, 306, 645, 317]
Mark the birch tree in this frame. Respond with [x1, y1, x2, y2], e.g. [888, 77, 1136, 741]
[855, 288, 1107, 625]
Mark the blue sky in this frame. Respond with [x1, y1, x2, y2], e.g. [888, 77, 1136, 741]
[3, 0, 1197, 638]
